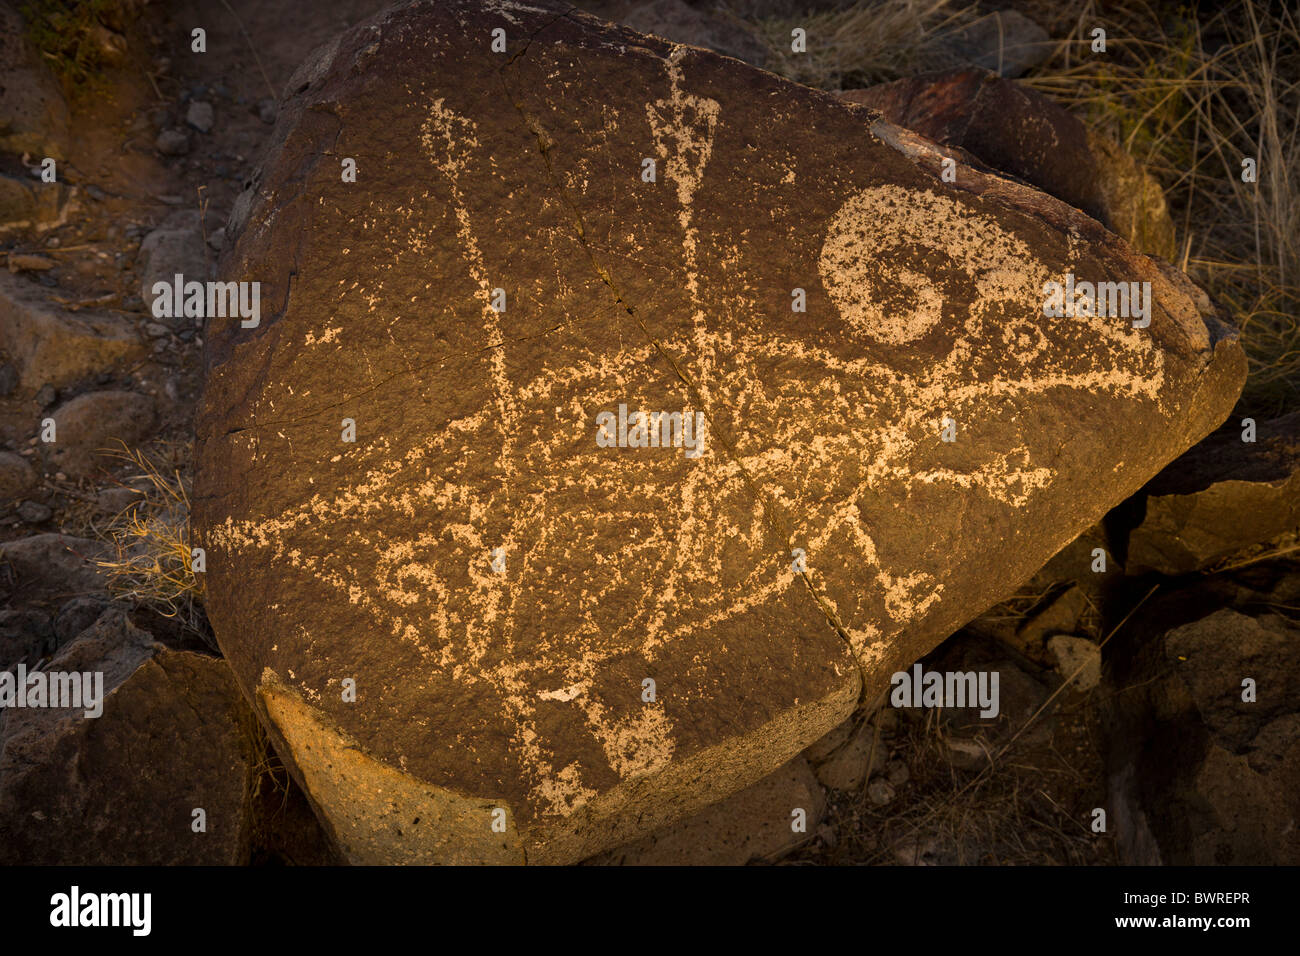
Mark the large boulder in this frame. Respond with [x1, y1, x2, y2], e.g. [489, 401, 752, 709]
[1106, 608, 1300, 864]
[0, 271, 144, 390]
[1128, 412, 1300, 574]
[194, 0, 1244, 865]
[0, 609, 263, 865]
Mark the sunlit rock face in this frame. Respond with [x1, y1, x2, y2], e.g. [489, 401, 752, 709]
[193, 0, 1245, 864]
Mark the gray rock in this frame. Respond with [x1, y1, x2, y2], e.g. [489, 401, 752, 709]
[34, 383, 55, 407]
[15, 500, 50, 524]
[43, 390, 157, 479]
[0, 609, 55, 668]
[866, 776, 897, 805]
[811, 719, 885, 791]
[621, 0, 768, 66]
[137, 211, 210, 317]
[0, 451, 36, 501]
[884, 757, 910, 786]
[185, 100, 215, 132]
[52, 595, 110, 646]
[0, 534, 108, 600]
[95, 486, 144, 516]
[0, 271, 144, 390]
[1047, 634, 1101, 690]
[256, 98, 278, 124]
[1011, 584, 1087, 663]
[0, 610, 263, 865]
[932, 10, 1051, 78]
[0, 362, 17, 396]
[155, 128, 191, 156]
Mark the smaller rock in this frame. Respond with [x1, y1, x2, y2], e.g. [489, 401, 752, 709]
[145, 322, 170, 338]
[52, 595, 111, 646]
[0, 534, 108, 599]
[932, 10, 1051, 78]
[866, 777, 896, 806]
[137, 211, 210, 315]
[0, 610, 264, 865]
[155, 128, 190, 156]
[96, 486, 143, 516]
[0, 610, 55, 667]
[6, 254, 55, 272]
[42, 390, 158, 479]
[15, 500, 51, 524]
[812, 719, 885, 792]
[884, 758, 910, 787]
[620, 0, 769, 66]
[256, 98, 278, 124]
[207, 226, 226, 252]
[34, 384, 56, 407]
[1129, 412, 1300, 574]
[0, 363, 17, 397]
[1047, 635, 1101, 691]
[1014, 585, 1087, 659]
[0, 451, 36, 500]
[186, 100, 215, 133]
[803, 717, 853, 763]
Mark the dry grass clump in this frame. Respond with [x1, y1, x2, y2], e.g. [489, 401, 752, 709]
[94, 440, 204, 622]
[753, 0, 981, 89]
[1018, 0, 1300, 414]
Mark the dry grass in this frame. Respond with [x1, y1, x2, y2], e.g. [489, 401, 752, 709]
[753, 0, 981, 90]
[1019, 0, 1300, 415]
[93, 440, 204, 623]
[788, 696, 1110, 866]
[755, 0, 1300, 414]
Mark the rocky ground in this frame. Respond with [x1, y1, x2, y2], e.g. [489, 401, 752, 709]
[1, 0, 1296, 866]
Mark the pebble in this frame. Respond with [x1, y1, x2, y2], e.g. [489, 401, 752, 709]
[16, 501, 52, 523]
[867, 777, 897, 806]
[8, 254, 56, 271]
[35, 384, 56, 407]
[0, 363, 17, 397]
[155, 128, 190, 156]
[884, 758, 910, 787]
[145, 322, 170, 338]
[186, 101, 215, 133]
[257, 98, 278, 125]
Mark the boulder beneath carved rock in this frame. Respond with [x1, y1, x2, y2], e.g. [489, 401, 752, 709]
[840, 69, 1179, 260]
[1106, 608, 1300, 864]
[194, 0, 1244, 865]
[585, 756, 824, 865]
[0, 609, 262, 865]
[1128, 412, 1300, 574]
